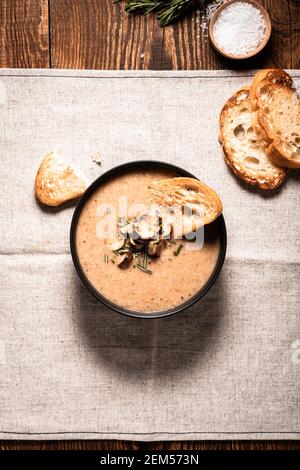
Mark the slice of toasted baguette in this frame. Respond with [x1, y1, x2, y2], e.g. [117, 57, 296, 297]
[35, 152, 87, 206]
[252, 107, 287, 167]
[251, 108, 270, 146]
[256, 84, 300, 168]
[149, 177, 223, 227]
[251, 107, 285, 168]
[250, 69, 293, 111]
[220, 87, 286, 190]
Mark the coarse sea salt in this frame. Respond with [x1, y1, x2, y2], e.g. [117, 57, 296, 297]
[198, 0, 225, 32]
[213, 2, 266, 56]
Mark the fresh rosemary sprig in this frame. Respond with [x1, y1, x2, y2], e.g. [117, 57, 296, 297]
[115, 0, 161, 14]
[113, 0, 206, 27]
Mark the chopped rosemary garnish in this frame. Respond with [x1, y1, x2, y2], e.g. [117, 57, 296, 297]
[137, 265, 152, 274]
[104, 254, 109, 263]
[110, 213, 174, 274]
[174, 243, 183, 256]
[135, 249, 152, 274]
[143, 250, 148, 270]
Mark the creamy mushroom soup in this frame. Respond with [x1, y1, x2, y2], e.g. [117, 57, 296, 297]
[76, 169, 220, 313]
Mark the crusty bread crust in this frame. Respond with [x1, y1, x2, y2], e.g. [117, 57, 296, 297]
[248, 69, 300, 168]
[250, 69, 293, 111]
[251, 109, 270, 146]
[220, 87, 286, 190]
[256, 84, 300, 168]
[35, 152, 87, 206]
[265, 144, 295, 169]
[251, 109, 287, 166]
[149, 177, 223, 226]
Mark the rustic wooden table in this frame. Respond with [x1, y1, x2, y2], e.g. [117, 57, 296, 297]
[0, 0, 299, 451]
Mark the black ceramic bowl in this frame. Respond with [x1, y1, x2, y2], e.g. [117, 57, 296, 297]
[70, 160, 227, 319]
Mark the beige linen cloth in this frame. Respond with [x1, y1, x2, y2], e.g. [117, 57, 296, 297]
[0, 69, 299, 440]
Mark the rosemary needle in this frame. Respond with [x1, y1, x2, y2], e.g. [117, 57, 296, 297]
[113, 0, 205, 27]
[174, 243, 184, 256]
[137, 265, 152, 274]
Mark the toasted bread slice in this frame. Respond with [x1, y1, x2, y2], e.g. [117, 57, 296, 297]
[251, 108, 270, 145]
[149, 177, 223, 227]
[220, 87, 286, 190]
[35, 152, 87, 206]
[256, 84, 300, 168]
[251, 107, 285, 167]
[251, 85, 291, 166]
[265, 143, 295, 168]
[250, 69, 293, 111]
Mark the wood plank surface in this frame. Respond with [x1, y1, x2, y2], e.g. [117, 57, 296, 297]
[49, 0, 300, 70]
[290, 0, 300, 68]
[1, 440, 300, 450]
[0, 0, 49, 67]
[0, 0, 299, 452]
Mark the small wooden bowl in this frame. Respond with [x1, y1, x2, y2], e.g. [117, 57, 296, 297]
[209, 0, 272, 60]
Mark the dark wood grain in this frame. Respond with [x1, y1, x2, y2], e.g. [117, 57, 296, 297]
[0, 0, 49, 67]
[49, 0, 300, 70]
[289, 0, 300, 68]
[0, 0, 300, 452]
[1, 440, 300, 450]
[50, 0, 162, 69]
